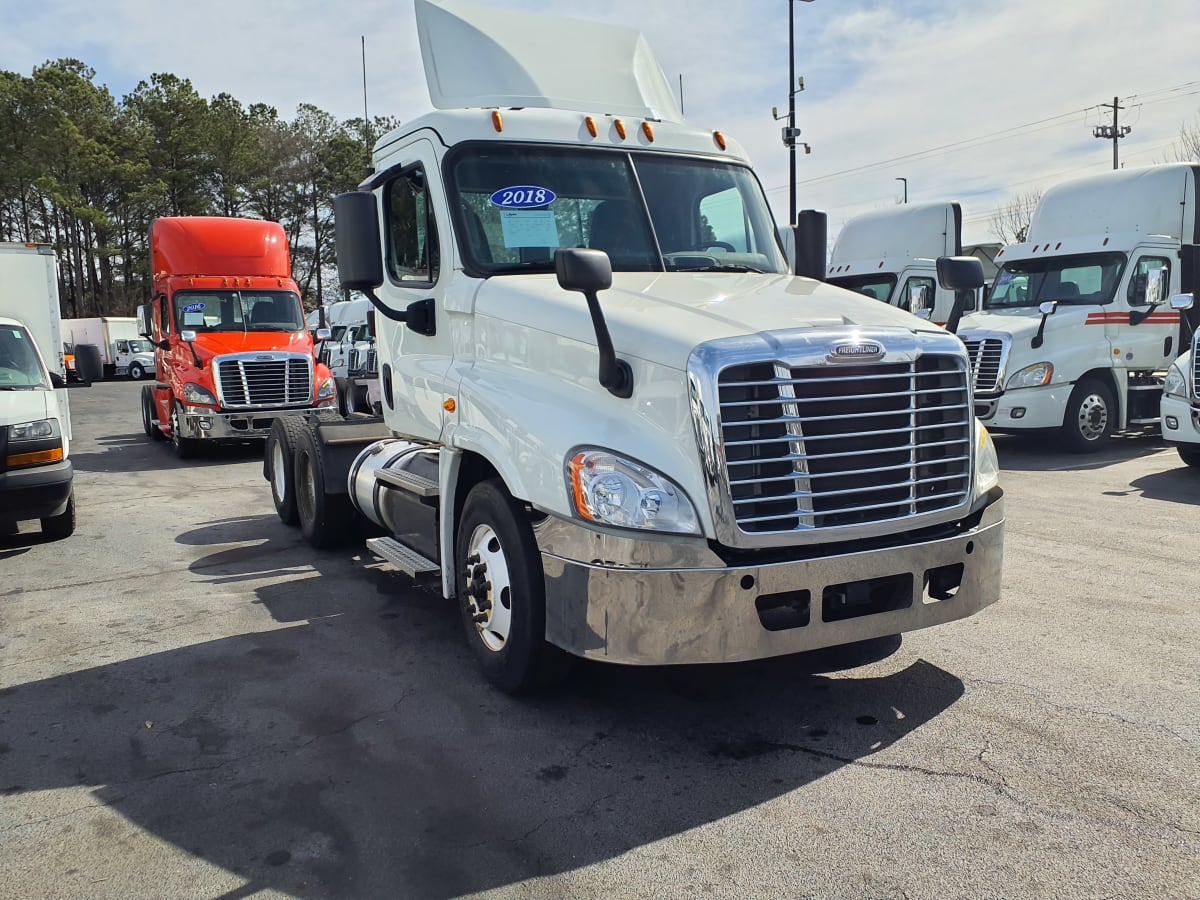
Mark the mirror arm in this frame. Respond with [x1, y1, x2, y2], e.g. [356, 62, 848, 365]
[1032, 313, 1050, 349]
[945, 291, 967, 335]
[582, 289, 633, 398]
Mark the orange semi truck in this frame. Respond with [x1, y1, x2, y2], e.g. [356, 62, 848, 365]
[137, 217, 336, 458]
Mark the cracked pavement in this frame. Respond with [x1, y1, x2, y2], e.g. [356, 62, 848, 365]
[0, 382, 1197, 899]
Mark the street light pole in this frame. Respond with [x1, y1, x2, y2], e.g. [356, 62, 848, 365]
[895, 177, 908, 204]
[786, 0, 815, 225]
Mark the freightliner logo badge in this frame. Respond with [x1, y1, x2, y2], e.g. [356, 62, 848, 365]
[826, 340, 885, 363]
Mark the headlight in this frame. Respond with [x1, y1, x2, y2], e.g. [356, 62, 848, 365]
[975, 419, 1000, 496]
[1006, 362, 1053, 390]
[183, 382, 216, 405]
[10, 418, 58, 441]
[1163, 363, 1188, 399]
[317, 377, 336, 400]
[567, 449, 700, 534]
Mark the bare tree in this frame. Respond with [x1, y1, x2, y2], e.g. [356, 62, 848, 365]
[989, 189, 1042, 244]
[1161, 114, 1200, 163]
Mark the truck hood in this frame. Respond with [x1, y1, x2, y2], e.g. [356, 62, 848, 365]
[474, 272, 942, 369]
[958, 308, 1045, 342]
[0, 388, 52, 427]
[187, 331, 315, 360]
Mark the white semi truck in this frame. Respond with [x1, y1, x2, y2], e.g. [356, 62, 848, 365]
[827, 202, 976, 329]
[265, 0, 1005, 693]
[63, 316, 157, 380]
[1162, 296, 1200, 468]
[958, 164, 1199, 452]
[0, 242, 76, 539]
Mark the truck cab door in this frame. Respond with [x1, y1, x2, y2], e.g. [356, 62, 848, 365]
[375, 139, 455, 442]
[1122, 252, 1177, 365]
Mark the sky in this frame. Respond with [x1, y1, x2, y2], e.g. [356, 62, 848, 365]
[3, 0, 1200, 245]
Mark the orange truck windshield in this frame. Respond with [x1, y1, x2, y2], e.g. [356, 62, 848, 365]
[173, 290, 304, 333]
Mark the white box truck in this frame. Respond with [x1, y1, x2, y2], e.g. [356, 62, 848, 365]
[958, 164, 1199, 452]
[827, 201, 977, 328]
[0, 242, 76, 539]
[63, 315, 157, 380]
[264, 0, 1005, 693]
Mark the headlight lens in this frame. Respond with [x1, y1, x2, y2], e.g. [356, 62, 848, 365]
[10, 418, 58, 441]
[183, 382, 216, 405]
[1163, 363, 1188, 399]
[567, 449, 699, 534]
[317, 377, 336, 400]
[975, 419, 1000, 496]
[1006, 362, 1053, 390]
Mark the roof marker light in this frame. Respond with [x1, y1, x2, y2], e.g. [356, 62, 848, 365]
[1055, 242, 1062, 250]
[713, 131, 726, 150]
[491, 110, 503, 132]
[614, 119, 627, 140]
[641, 121, 654, 142]
[1103, 237, 1110, 246]
[585, 116, 598, 137]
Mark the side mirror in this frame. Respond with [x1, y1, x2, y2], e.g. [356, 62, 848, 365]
[181, 330, 197, 342]
[908, 283, 930, 315]
[157, 339, 170, 351]
[914, 308, 933, 320]
[1038, 300, 1058, 316]
[790, 209, 828, 280]
[936, 256, 985, 291]
[555, 247, 613, 293]
[315, 328, 332, 342]
[136, 304, 153, 339]
[1169, 293, 1194, 310]
[334, 192, 384, 291]
[49, 371, 66, 389]
[1141, 267, 1167, 306]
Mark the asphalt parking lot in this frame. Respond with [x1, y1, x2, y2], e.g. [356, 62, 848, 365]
[1, 380, 1197, 899]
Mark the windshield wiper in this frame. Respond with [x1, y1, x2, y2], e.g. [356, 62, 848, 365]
[486, 261, 556, 275]
[687, 263, 765, 274]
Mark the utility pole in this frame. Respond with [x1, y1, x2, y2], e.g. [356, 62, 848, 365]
[1092, 96, 1131, 170]
[773, 0, 815, 225]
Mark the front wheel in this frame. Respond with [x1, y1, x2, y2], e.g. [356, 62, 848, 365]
[1060, 376, 1115, 453]
[456, 479, 570, 694]
[1179, 446, 1200, 469]
[128, 362, 145, 380]
[170, 401, 200, 460]
[41, 490, 76, 540]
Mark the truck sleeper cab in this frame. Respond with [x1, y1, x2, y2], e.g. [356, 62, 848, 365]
[270, 0, 1005, 694]
[138, 217, 337, 459]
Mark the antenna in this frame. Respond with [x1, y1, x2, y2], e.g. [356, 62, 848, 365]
[678, 73, 684, 117]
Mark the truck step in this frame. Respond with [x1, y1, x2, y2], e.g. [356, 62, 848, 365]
[365, 537, 440, 578]
[375, 467, 440, 497]
[1127, 416, 1160, 425]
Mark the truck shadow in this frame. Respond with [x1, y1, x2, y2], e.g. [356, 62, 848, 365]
[1115, 465, 1200, 504]
[69, 434, 264, 474]
[993, 431, 1169, 472]
[0, 515, 965, 898]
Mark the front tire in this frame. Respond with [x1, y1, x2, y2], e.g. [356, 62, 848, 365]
[140, 386, 165, 440]
[1179, 447, 1200, 469]
[265, 417, 307, 526]
[41, 490, 76, 540]
[455, 479, 569, 694]
[1060, 376, 1115, 453]
[170, 401, 200, 459]
[293, 424, 355, 548]
[128, 362, 145, 380]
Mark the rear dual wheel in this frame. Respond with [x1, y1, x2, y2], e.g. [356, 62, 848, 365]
[264, 417, 308, 525]
[293, 424, 355, 548]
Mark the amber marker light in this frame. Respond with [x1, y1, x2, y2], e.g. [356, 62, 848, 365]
[641, 121, 655, 142]
[443, 398, 456, 413]
[713, 131, 727, 150]
[491, 110, 504, 132]
[568, 452, 595, 520]
[614, 119, 627, 140]
[7, 447, 63, 468]
[585, 116, 598, 137]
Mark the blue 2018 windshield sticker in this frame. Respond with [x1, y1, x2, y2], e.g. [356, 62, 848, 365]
[182, 302, 206, 313]
[489, 186, 556, 209]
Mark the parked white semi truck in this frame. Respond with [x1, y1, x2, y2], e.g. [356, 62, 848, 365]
[265, 0, 1004, 692]
[958, 164, 1200, 452]
[827, 202, 976, 328]
[1162, 296, 1200, 468]
[0, 242, 76, 539]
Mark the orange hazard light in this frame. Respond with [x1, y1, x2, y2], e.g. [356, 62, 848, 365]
[7, 447, 64, 468]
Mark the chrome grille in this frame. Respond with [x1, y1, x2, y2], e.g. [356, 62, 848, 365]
[717, 355, 971, 534]
[216, 355, 313, 409]
[963, 338, 1004, 393]
[366, 347, 378, 375]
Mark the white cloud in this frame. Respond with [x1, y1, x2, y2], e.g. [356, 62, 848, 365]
[4, 0, 1199, 244]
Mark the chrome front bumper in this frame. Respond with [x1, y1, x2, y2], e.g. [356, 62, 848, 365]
[177, 404, 335, 440]
[538, 493, 1004, 665]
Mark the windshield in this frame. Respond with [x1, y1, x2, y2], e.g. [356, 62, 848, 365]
[173, 290, 305, 333]
[448, 144, 788, 275]
[986, 252, 1126, 309]
[128, 339, 153, 353]
[827, 274, 897, 304]
[0, 325, 49, 390]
